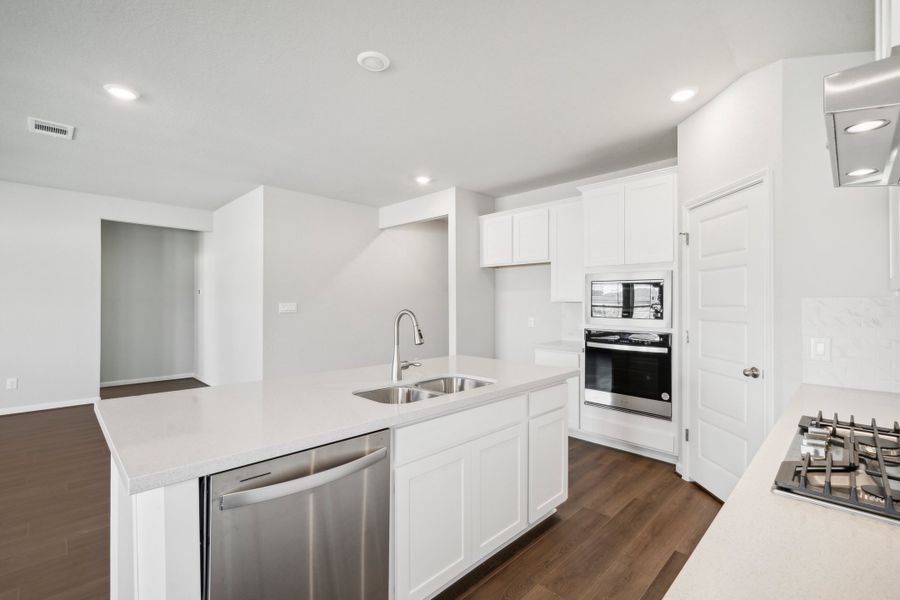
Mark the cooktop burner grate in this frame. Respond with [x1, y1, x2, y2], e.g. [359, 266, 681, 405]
[773, 411, 900, 523]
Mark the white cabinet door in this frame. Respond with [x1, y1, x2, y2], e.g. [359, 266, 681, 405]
[549, 201, 584, 301]
[480, 214, 513, 266]
[528, 408, 568, 523]
[470, 424, 527, 560]
[512, 208, 550, 263]
[624, 174, 675, 264]
[395, 444, 470, 600]
[584, 184, 625, 266]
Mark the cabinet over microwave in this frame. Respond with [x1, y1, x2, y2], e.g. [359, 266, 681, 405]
[585, 271, 672, 330]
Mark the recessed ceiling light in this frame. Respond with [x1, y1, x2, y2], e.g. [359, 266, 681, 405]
[357, 51, 391, 72]
[415, 175, 432, 185]
[103, 84, 140, 101]
[844, 119, 890, 134]
[670, 87, 698, 103]
[846, 167, 879, 177]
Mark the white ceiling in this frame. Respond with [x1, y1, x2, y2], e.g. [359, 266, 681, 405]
[0, 1, 873, 209]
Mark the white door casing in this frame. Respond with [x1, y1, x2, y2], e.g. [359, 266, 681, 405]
[683, 173, 772, 501]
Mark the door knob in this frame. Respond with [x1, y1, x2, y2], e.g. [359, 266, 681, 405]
[743, 367, 760, 379]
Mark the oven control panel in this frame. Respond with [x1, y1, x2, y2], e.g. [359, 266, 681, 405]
[584, 329, 671, 349]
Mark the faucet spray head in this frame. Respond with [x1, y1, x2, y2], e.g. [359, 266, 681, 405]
[414, 326, 424, 345]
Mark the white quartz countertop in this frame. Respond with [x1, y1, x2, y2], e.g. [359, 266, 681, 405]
[534, 340, 583, 353]
[95, 355, 577, 495]
[665, 384, 900, 599]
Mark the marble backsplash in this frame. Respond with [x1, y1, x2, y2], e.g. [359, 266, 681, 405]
[801, 296, 900, 393]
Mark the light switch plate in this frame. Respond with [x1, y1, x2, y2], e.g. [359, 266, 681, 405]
[527, 316, 535, 328]
[278, 302, 298, 314]
[5, 378, 18, 390]
[809, 337, 831, 361]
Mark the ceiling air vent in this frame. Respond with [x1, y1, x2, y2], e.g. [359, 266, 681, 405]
[27, 117, 75, 140]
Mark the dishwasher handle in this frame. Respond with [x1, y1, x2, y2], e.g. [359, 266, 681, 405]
[219, 446, 388, 511]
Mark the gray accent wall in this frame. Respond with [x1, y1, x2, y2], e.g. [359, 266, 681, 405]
[101, 221, 198, 384]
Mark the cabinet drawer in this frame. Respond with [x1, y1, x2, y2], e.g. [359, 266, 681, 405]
[580, 402, 676, 454]
[395, 395, 527, 466]
[528, 383, 568, 418]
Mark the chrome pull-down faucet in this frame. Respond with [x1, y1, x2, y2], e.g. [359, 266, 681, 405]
[391, 309, 424, 382]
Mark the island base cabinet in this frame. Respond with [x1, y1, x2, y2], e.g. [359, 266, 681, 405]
[528, 408, 568, 523]
[471, 424, 528, 559]
[394, 424, 528, 600]
[394, 445, 470, 600]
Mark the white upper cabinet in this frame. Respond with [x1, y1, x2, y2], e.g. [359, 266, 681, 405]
[480, 214, 513, 266]
[583, 184, 625, 266]
[624, 174, 675, 264]
[580, 169, 677, 267]
[512, 208, 549, 263]
[549, 200, 584, 302]
[480, 207, 549, 267]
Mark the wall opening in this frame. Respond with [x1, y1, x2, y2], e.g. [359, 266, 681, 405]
[100, 220, 201, 391]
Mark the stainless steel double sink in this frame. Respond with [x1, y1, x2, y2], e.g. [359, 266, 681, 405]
[354, 376, 493, 405]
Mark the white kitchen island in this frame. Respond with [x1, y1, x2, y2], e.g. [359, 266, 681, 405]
[665, 384, 900, 599]
[95, 355, 579, 600]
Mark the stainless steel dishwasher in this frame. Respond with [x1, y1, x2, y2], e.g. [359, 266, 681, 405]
[202, 429, 390, 599]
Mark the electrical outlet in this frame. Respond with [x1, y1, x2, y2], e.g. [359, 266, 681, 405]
[527, 316, 535, 328]
[278, 302, 298, 314]
[5, 377, 18, 390]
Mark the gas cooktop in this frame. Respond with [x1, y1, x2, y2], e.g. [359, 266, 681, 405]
[772, 411, 900, 524]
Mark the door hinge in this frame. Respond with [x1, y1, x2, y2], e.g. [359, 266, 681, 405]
[685, 330, 690, 344]
[685, 428, 690, 442]
[679, 231, 690, 245]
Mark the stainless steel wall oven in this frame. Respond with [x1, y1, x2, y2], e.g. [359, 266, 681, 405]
[584, 330, 672, 420]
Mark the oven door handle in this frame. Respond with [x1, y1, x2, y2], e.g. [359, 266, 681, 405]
[585, 342, 669, 354]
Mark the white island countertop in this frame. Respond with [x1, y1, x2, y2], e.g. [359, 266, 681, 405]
[665, 384, 900, 599]
[95, 355, 577, 494]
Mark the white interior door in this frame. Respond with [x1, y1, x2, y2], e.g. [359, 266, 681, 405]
[686, 178, 768, 501]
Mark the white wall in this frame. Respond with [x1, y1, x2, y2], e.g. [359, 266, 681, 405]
[677, 51, 887, 415]
[779, 52, 889, 402]
[450, 188, 495, 357]
[197, 187, 264, 386]
[0, 180, 212, 414]
[677, 61, 784, 203]
[261, 186, 449, 378]
[101, 221, 198, 384]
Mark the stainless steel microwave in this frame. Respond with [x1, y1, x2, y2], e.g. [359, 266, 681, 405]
[585, 271, 672, 330]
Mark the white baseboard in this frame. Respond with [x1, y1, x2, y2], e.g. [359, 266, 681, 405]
[0, 396, 98, 417]
[100, 373, 196, 388]
[569, 428, 679, 465]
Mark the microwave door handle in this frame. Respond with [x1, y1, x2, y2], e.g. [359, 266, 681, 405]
[585, 342, 669, 354]
[219, 447, 388, 511]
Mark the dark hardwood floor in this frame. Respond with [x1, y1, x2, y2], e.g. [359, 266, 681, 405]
[1, 386, 719, 600]
[0, 405, 109, 600]
[437, 438, 722, 600]
[99, 377, 207, 400]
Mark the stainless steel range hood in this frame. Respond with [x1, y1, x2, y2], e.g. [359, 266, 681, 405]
[825, 48, 900, 187]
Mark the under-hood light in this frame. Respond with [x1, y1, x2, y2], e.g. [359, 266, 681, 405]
[844, 119, 890, 134]
[846, 167, 879, 177]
